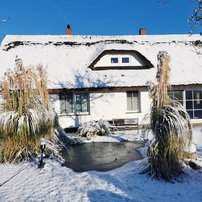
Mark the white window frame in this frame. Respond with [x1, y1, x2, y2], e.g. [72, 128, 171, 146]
[126, 91, 140, 113]
[169, 89, 202, 119]
[185, 90, 202, 119]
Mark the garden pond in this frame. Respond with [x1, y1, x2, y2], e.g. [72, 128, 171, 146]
[62, 141, 144, 172]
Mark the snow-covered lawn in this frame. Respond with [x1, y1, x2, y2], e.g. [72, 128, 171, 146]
[0, 127, 202, 202]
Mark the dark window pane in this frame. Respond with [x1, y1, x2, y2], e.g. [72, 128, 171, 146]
[82, 102, 88, 112]
[186, 101, 193, 109]
[66, 94, 73, 113]
[60, 99, 66, 113]
[127, 92, 133, 99]
[173, 91, 183, 100]
[122, 57, 129, 63]
[178, 100, 184, 106]
[81, 94, 88, 112]
[194, 110, 202, 119]
[168, 91, 183, 106]
[194, 100, 202, 109]
[59, 93, 73, 113]
[187, 110, 193, 119]
[194, 91, 202, 100]
[76, 94, 82, 112]
[186, 91, 192, 100]
[76, 103, 82, 112]
[168, 91, 173, 98]
[75, 93, 89, 113]
[59, 94, 66, 113]
[76, 94, 81, 102]
[111, 58, 118, 63]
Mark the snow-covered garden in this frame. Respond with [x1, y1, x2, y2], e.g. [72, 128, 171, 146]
[0, 53, 202, 201]
[0, 127, 202, 202]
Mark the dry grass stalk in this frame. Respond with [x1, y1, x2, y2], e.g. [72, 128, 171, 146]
[142, 51, 192, 182]
[2, 58, 49, 114]
[0, 58, 55, 163]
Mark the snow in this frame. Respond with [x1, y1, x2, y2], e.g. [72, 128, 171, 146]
[82, 130, 144, 143]
[0, 127, 202, 201]
[0, 159, 202, 202]
[0, 34, 201, 201]
[0, 34, 201, 90]
[193, 126, 202, 157]
[1, 34, 200, 44]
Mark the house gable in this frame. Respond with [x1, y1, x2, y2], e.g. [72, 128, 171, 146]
[88, 50, 154, 70]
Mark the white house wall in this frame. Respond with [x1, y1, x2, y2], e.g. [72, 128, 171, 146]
[50, 90, 151, 128]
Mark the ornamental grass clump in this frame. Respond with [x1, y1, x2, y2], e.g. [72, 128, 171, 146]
[0, 58, 55, 163]
[143, 51, 192, 182]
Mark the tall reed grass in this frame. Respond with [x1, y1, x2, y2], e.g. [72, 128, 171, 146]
[142, 51, 192, 182]
[0, 58, 55, 163]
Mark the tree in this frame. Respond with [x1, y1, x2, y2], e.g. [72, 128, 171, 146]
[189, 0, 202, 32]
[159, 0, 202, 32]
[0, 18, 10, 24]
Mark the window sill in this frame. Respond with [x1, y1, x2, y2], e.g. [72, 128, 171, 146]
[59, 112, 90, 116]
[75, 112, 90, 116]
[59, 113, 74, 116]
[125, 110, 140, 114]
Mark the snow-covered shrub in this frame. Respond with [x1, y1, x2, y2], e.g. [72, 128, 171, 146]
[0, 58, 57, 163]
[77, 119, 111, 138]
[142, 52, 192, 182]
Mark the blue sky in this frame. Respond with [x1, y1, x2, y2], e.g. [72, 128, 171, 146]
[0, 0, 199, 41]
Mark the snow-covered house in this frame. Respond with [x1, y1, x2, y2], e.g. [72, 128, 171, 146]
[0, 27, 202, 129]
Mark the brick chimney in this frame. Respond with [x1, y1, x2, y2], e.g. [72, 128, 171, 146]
[139, 28, 146, 35]
[66, 24, 72, 35]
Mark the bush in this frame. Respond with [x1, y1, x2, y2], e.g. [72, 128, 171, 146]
[77, 119, 111, 138]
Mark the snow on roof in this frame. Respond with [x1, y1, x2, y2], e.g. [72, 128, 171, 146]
[0, 34, 201, 89]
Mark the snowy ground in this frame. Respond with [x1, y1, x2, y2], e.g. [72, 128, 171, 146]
[75, 128, 153, 143]
[81, 130, 144, 143]
[0, 127, 202, 202]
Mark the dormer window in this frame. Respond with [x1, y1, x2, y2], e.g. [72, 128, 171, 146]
[111, 57, 118, 63]
[122, 57, 129, 63]
[89, 50, 154, 70]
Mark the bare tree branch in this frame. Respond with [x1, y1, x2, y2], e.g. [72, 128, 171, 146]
[158, 0, 169, 4]
[189, 0, 202, 33]
[0, 17, 10, 24]
[158, 0, 201, 33]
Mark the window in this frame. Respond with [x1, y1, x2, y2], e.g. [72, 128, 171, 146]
[60, 93, 73, 114]
[127, 91, 140, 112]
[111, 57, 118, 63]
[168, 90, 183, 105]
[186, 90, 202, 119]
[169, 89, 202, 119]
[122, 57, 129, 63]
[75, 93, 89, 113]
[0, 91, 3, 105]
[60, 92, 89, 114]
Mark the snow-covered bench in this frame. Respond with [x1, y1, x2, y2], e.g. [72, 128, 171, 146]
[109, 118, 139, 130]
